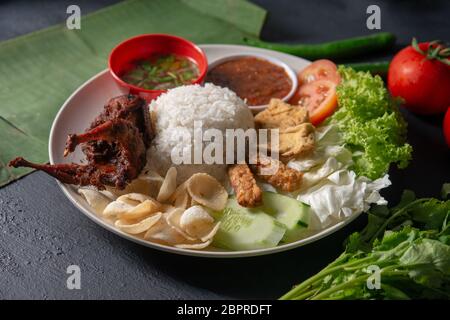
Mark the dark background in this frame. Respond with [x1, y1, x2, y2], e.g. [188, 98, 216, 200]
[0, 0, 449, 299]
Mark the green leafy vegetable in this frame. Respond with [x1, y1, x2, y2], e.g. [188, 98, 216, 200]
[280, 184, 450, 300]
[329, 66, 413, 179]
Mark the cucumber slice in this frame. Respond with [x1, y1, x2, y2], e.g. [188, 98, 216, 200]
[262, 192, 311, 243]
[212, 197, 286, 251]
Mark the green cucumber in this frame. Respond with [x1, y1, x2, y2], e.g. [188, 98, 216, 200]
[212, 197, 286, 251]
[262, 192, 310, 243]
[342, 61, 390, 76]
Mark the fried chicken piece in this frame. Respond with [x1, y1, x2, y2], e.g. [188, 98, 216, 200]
[228, 164, 262, 207]
[250, 156, 303, 192]
[9, 94, 150, 190]
[254, 98, 309, 130]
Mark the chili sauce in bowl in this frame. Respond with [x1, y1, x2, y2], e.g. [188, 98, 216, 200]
[120, 53, 200, 90]
[205, 54, 297, 111]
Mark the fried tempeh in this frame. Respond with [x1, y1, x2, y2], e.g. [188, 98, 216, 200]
[228, 164, 262, 208]
[250, 156, 303, 192]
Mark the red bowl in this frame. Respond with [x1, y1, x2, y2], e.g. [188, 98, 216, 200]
[108, 34, 208, 102]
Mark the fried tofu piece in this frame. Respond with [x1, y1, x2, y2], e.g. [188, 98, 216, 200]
[254, 98, 309, 130]
[255, 99, 315, 161]
[250, 156, 303, 192]
[228, 164, 262, 208]
[278, 123, 315, 161]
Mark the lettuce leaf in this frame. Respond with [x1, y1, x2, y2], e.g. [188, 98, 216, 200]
[329, 66, 413, 180]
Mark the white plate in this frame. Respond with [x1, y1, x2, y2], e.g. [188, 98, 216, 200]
[49, 44, 362, 258]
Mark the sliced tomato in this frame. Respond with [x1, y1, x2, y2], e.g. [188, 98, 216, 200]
[289, 80, 338, 125]
[298, 59, 341, 85]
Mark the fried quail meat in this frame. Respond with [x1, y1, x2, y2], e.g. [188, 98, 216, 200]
[80, 94, 152, 164]
[9, 94, 151, 190]
[228, 164, 262, 208]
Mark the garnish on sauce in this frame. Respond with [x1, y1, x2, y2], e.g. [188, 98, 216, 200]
[206, 57, 292, 106]
[121, 54, 200, 90]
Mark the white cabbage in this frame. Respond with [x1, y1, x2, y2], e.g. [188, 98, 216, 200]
[297, 170, 390, 229]
[288, 124, 391, 230]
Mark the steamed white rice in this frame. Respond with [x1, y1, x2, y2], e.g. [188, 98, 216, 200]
[147, 84, 255, 183]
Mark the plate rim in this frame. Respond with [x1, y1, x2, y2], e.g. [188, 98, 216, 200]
[49, 44, 362, 258]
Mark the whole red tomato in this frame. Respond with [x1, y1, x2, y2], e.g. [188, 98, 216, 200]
[444, 107, 450, 147]
[388, 40, 450, 115]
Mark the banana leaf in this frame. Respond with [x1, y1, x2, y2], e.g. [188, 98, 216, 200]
[0, 0, 266, 187]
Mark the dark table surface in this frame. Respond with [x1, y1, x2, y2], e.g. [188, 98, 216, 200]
[0, 0, 449, 299]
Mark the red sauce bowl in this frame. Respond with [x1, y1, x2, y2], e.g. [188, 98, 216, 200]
[108, 34, 208, 101]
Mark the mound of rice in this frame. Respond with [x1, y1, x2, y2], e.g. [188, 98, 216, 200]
[147, 84, 255, 183]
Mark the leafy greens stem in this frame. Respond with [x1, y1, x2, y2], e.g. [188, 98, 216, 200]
[310, 275, 369, 300]
[369, 198, 432, 242]
[279, 256, 376, 299]
[291, 288, 322, 300]
[380, 270, 410, 277]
